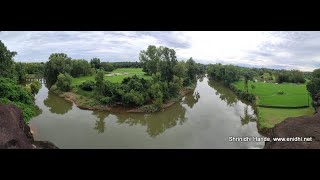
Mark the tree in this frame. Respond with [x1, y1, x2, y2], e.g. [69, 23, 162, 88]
[14, 62, 27, 83]
[139, 45, 178, 82]
[173, 61, 186, 79]
[139, 45, 159, 75]
[45, 53, 72, 87]
[0, 40, 17, 79]
[185, 57, 198, 84]
[251, 84, 256, 94]
[95, 71, 104, 93]
[30, 81, 41, 95]
[100, 62, 114, 72]
[90, 58, 101, 69]
[242, 70, 255, 94]
[307, 68, 320, 108]
[70, 59, 91, 77]
[56, 73, 72, 92]
[149, 82, 163, 108]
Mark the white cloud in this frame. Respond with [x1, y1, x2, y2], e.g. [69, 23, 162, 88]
[0, 31, 320, 71]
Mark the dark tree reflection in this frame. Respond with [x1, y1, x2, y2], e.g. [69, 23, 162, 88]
[240, 105, 257, 125]
[115, 103, 187, 138]
[208, 80, 238, 106]
[43, 92, 72, 115]
[92, 111, 110, 133]
[184, 90, 200, 108]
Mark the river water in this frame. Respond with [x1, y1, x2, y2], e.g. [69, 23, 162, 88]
[29, 76, 265, 149]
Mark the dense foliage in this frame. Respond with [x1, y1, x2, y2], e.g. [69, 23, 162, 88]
[56, 73, 72, 92]
[307, 68, 320, 108]
[22, 62, 45, 76]
[28, 81, 41, 95]
[100, 62, 114, 72]
[0, 40, 17, 79]
[276, 70, 305, 84]
[207, 63, 241, 84]
[71, 59, 93, 77]
[111, 61, 141, 69]
[0, 78, 37, 122]
[44, 53, 72, 87]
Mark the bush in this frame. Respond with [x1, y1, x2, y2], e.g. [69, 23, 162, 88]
[122, 90, 145, 106]
[30, 81, 41, 95]
[80, 80, 95, 91]
[100, 97, 113, 105]
[56, 73, 72, 92]
[0, 78, 37, 122]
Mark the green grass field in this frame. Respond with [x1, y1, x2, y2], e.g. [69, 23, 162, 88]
[258, 106, 315, 129]
[233, 80, 314, 129]
[72, 68, 152, 86]
[233, 81, 311, 107]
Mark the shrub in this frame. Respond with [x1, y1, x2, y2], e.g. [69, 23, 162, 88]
[100, 97, 113, 105]
[30, 81, 41, 95]
[0, 78, 37, 122]
[80, 80, 95, 91]
[122, 90, 145, 106]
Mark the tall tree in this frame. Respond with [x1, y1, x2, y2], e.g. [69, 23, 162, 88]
[14, 62, 27, 83]
[44, 53, 72, 87]
[307, 68, 320, 109]
[0, 40, 17, 79]
[185, 57, 198, 85]
[90, 58, 101, 69]
[242, 70, 255, 94]
[70, 59, 91, 77]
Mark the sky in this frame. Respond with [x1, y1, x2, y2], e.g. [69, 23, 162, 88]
[0, 31, 319, 72]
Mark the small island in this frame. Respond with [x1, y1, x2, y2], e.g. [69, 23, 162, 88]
[45, 45, 205, 113]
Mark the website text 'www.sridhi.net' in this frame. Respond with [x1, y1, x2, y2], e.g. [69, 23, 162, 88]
[228, 136, 313, 142]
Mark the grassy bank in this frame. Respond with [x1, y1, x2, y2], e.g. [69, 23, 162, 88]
[258, 106, 315, 129]
[231, 80, 315, 130]
[233, 81, 310, 107]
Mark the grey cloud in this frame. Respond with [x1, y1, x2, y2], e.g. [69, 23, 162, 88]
[0, 31, 191, 62]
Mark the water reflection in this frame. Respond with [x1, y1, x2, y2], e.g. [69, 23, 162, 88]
[184, 90, 200, 108]
[30, 77, 264, 149]
[43, 92, 72, 115]
[208, 81, 238, 106]
[240, 105, 257, 125]
[92, 111, 109, 133]
[115, 103, 187, 138]
[208, 80, 257, 125]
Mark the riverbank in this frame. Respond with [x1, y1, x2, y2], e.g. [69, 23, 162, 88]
[55, 87, 194, 113]
[0, 104, 58, 149]
[264, 109, 320, 149]
[209, 79, 315, 135]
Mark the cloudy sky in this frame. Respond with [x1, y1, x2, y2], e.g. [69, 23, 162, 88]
[0, 31, 319, 71]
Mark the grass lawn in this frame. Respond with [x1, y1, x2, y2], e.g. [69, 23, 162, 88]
[258, 106, 315, 129]
[233, 80, 314, 129]
[72, 68, 152, 86]
[233, 81, 311, 107]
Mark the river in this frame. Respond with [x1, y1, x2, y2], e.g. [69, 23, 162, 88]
[29, 76, 265, 148]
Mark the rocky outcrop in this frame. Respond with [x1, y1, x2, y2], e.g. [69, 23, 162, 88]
[264, 112, 320, 149]
[0, 104, 58, 149]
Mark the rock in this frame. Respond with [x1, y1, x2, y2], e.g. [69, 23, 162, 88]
[0, 104, 58, 149]
[264, 112, 320, 149]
